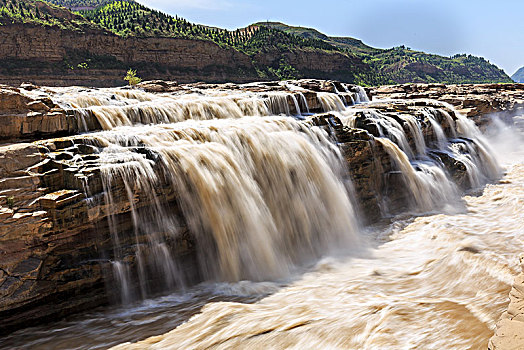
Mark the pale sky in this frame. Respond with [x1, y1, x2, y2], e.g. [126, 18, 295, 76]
[137, 0, 524, 76]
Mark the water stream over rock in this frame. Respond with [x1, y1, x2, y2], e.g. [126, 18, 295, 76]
[0, 80, 522, 349]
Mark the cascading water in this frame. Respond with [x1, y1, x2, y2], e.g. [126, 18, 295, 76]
[51, 87, 503, 296]
[86, 115, 360, 299]
[317, 92, 346, 112]
[399, 114, 427, 156]
[355, 86, 370, 103]
[338, 101, 500, 214]
[376, 138, 460, 211]
[2, 83, 514, 350]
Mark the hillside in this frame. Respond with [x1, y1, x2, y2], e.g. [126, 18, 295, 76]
[0, 0, 513, 86]
[512, 67, 524, 83]
[256, 22, 512, 85]
[46, 0, 112, 10]
[254, 21, 379, 54]
[0, 0, 102, 30]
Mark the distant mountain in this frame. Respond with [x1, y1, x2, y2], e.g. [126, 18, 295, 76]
[512, 67, 524, 83]
[0, 0, 513, 86]
[256, 22, 512, 85]
[253, 22, 379, 54]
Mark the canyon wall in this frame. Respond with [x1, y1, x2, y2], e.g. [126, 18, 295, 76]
[489, 256, 524, 350]
[0, 24, 365, 87]
[0, 23, 258, 86]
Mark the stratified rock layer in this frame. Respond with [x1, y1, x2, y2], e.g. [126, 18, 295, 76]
[371, 83, 524, 128]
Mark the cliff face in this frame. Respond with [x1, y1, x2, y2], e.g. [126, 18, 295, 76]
[0, 23, 370, 87]
[0, 23, 259, 86]
[252, 49, 368, 82]
[489, 256, 524, 350]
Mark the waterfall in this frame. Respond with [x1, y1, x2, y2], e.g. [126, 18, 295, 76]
[355, 86, 370, 103]
[422, 109, 448, 149]
[46, 84, 501, 302]
[88, 116, 360, 299]
[317, 92, 346, 112]
[454, 110, 502, 179]
[55, 88, 313, 129]
[362, 110, 415, 159]
[297, 92, 310, 114]
[265, 93, 292, 115]
[339, 102, 501, 213]
[98, 145, 185, 301]
[341, 84, 357, 106]
[377, 138, 459, 212]
[399, 115, 426, 156]
[290, 94, 302, 116]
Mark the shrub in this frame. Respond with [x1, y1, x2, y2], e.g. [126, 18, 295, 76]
[124, 69, 141, 85]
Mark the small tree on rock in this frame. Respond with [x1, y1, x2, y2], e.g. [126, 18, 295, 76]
[124, 69, 142, 86]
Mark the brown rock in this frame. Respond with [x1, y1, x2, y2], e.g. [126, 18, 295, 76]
[27, 101, 50, 113]
[489, 259, 524, 350]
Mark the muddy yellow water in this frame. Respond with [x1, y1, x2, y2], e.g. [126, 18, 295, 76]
[102, 126, 524, 350]
[1, 108, 522, 349]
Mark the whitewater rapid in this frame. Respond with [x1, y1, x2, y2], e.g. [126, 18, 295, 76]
[108, 120, 524, 350]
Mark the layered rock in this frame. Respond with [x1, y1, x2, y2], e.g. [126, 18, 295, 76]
[0, 137, 198, 333]
[371, 83, 524, 129]
[0, 85, 100, 141]
[0, 23, 366, 87]
[0, 23, 258, 87]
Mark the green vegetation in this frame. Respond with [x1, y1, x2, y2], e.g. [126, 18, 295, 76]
[233, 25, 339, 55]
[0, 0, 513, 85]
[360, 49, 511, 85]
[253, 21, 378, 54]
[46, 0, 112, 10]
[124, 68, 141, 85]
[512, 67, 524, 83]
[256, 22, 512, 85]
[76, 0, 341, 55]
[78, 0, 212, 38]
[0, 0, 101, 31]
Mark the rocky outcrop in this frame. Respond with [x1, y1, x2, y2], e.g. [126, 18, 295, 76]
[489, 255, 524, 350]
[0, 85, 100, 141]
[371, 83, 524, 129]
[0, 23, 259, 87]
[252, 48, 369, 82]
[0, 137, 198, 333]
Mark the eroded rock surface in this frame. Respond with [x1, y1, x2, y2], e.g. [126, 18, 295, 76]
[489, 256, 524, 350]
[371, 83, 524, 129]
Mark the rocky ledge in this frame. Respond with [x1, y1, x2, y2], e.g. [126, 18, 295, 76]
[489, 255, 524, 350]
[0, 79, 518, 334]
[371, 83, 524, 129]
[0, 79, 359, 141]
